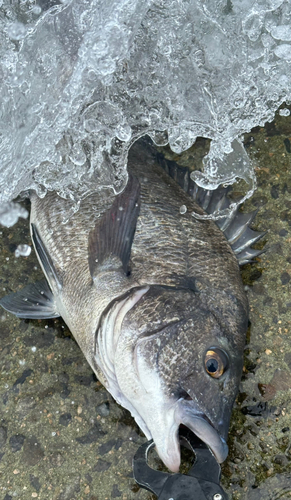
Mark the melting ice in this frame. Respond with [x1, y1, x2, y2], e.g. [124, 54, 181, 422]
[1, 0, 291, 224]
[15, 244, 32, 257]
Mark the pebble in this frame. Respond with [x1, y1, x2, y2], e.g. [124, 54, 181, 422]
[96, 402, 110, 417]
[23, 330, 55, 349]
[9, 434, 25, 452]
[30, 475, 41, 492]
[74, 374, 95, 386]
[98, 438, 123, 455]
[281, 271, 290, 285]
[112, 484, 122, 498]
[270, 185, 279, 199]
[13, 368, 34, 387]
[76, 425, 106, 444]
[92, 459, 111, 472]
[22, 436, 44, 466]
[274, 454, 289, 466]
[0, 427, 7, 447]
[59, 413, 72, 427]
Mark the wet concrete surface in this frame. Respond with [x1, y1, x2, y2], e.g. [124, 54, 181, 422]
[1, 107, 291, 499]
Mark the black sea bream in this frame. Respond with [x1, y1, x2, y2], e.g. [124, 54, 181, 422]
[0, 141, 264, 472]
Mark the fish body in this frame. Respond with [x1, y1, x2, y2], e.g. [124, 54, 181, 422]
[1, 141, 263, 471]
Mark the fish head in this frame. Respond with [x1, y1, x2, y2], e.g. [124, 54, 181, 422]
[116, 285, 248, 472]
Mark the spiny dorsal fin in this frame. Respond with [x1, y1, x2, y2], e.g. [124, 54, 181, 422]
[88, 173, 141, 277]
[0, 279, 59, 319]
[157, 154, 266, 265]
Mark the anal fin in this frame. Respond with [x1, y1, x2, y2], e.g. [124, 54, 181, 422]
[0, 279, 60, 319]
[88, 173, 140, 278]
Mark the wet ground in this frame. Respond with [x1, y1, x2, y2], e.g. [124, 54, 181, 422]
[1, 106, 291, 499]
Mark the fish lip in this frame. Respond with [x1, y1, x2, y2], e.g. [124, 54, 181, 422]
[176, 400, 229, 463]
[150, 400, 228, 472]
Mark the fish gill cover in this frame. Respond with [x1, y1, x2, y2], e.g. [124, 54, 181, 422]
[0, 0, 291, 225]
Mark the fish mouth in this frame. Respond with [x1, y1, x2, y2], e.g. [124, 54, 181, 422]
[178, 401, 229, 463]
[150, 399, 228, 472]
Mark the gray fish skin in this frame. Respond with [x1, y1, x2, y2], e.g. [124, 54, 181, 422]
[2, 141, 249, 472]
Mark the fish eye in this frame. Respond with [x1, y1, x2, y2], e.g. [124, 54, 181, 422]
[204, 348, 228, 379]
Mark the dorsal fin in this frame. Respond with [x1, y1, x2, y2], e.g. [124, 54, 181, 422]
[157, 154, 266, 265]
[88, 173, 141, 278]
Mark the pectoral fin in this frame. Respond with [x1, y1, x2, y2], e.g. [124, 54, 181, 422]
[0, 279, 60, 319]
[31, 223, 62, 289]
[88, 173, 140, 278]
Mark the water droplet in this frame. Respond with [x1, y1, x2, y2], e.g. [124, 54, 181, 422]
[31, 5, 42, 15]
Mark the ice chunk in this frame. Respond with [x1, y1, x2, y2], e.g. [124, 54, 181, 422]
[0, 0, 291, 219]
[15, 244, 32, 258]
[274, 44, 291, 61]
[271, 25, 291, 41]
[0, 203, 28, 228]
[279, 108, 290, 117]
[31, 6, 42, 16]
[7, 22, 27, 41]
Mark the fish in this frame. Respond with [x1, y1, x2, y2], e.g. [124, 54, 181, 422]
[0, 139, 265, 472]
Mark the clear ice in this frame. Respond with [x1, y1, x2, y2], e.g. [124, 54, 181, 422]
[1, 0, 291, 223]
[15, 244, 32, 257]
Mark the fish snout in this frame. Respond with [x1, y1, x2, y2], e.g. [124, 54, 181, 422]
[147, 398, 229, 473]
[175, 399, 229, 464]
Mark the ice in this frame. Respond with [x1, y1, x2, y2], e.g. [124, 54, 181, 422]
[279, 108, 291, 116]
[1, 0, 291, 224]
[274, 43, 291, 61]
[15, 244, 32, 258]
[271, 25, 291, 41]
[7, 22, 27, 41]
[0, 202, 28, 228]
